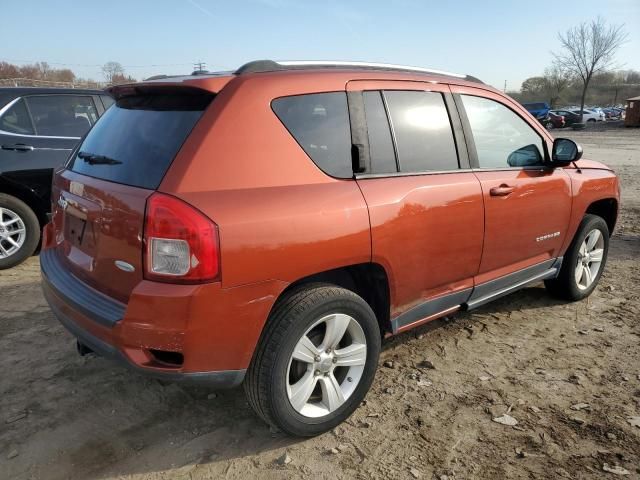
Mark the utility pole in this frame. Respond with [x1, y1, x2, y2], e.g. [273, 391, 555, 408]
[193, 61, 206, 72]
[504, 80, 507, 93]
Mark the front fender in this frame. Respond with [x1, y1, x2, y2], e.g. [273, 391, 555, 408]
[561, 168, 620, 254]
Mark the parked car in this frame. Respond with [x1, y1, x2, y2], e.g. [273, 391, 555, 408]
[0, 88, 113, 268]
[550, 109, 582, 127]
[540, 111, 565, 130]
[569, 108, 605, 122]
[522, 102, 551, 119]
[602, 107, 622, 119]
[41, 60, 619, 437]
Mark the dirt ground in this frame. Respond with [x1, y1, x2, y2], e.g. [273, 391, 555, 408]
[1, 124, 639, 480]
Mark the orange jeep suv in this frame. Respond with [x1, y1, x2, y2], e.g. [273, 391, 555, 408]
[41, 60, 619, 436]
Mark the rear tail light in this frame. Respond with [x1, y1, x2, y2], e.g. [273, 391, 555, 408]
[143, 193, 219, 283]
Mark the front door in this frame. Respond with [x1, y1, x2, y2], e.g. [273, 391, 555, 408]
[452, 86, 572, 288]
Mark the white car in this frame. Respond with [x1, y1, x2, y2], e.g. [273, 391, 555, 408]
[569, 108, 605, 122]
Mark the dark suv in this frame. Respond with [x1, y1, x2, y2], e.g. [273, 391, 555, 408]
[0, 87, 113, 268]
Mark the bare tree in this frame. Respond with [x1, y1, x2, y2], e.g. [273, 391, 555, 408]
[102, 61, 125, 84]
[544, 65, 573, 108]
[553, 17, 627, 122]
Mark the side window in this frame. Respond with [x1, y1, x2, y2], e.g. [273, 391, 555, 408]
[101, 95, 115, 110]
[25, 95, 97, 137]
[0, 98, 35, 135]
[362, 91, 397, 174]
[272, 92, 353, 178]
[384, 91, 459, 172]
[461, 95, 545, 168]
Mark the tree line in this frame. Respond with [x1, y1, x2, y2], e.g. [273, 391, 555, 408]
[510, 68, 640, 108]
[509, 17, 637, 111]
[0, 60, 135, 88]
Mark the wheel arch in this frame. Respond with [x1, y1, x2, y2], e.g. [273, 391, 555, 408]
[585, 197, 618, 235]
[271, 263, 392, 336]
[0, 176, 49, 227]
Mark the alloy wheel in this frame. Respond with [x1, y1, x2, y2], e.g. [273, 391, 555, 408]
[0, 207, 26, 259]
[286, 313, 367, 418]
[575, 229, 605, 290]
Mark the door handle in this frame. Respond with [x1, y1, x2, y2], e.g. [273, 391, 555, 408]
[489, 184, 515, 196]
[1, 144, 34, 152]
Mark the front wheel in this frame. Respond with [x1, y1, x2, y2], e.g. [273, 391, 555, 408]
[244, 284, 381, 437]
[0, 193, 40, 270]
[545, 214, 609, 301]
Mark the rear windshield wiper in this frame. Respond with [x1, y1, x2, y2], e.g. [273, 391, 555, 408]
[78, 151, 122, 165]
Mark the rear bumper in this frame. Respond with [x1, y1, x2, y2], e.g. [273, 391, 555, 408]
[41, 248, 249, 388]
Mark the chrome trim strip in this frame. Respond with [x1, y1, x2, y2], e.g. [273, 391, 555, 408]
[277, 60, 467, 79]
[356, 168, 473, 180]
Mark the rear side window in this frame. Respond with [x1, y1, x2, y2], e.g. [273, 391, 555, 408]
[0, 98, 34, 135]
[100, 95, 115, 110]
[384, 91, 459, 172]
[272, 92, 353, 178]
[70, 92, 213, 189]
[363, 91, 397, 174]
[25, 95, 98, 137]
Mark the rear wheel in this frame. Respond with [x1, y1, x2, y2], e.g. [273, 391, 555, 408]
[545, 214, 609, 301]
[244, 284, 381, 437]
[544, 121, 554, 130]
[0, 194, 40, 270]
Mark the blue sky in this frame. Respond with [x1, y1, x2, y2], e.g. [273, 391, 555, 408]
[1, 0, 638, 90]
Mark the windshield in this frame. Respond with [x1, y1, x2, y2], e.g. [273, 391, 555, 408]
[69, 91, 213, 189]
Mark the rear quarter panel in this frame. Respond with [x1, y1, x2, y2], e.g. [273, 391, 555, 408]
[160, 72, 372, 288]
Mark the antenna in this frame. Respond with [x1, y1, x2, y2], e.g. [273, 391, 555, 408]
[193, 61, 207, 73]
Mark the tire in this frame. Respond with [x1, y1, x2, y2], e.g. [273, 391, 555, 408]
[244, 283, 381, 437]
[545, 121, 554, 130]
[545, 214, 609, 301]
[587, 118, 596, 123]
[0, 194, 40, 270]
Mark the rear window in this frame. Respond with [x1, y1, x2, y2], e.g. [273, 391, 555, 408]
[70, 92, 212, 189]
[272, 92, 353, 178]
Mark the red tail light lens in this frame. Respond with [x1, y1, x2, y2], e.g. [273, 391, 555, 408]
[143, 193, 219, 283]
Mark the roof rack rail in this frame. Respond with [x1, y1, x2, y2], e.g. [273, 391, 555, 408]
[234, 60, 483, 84]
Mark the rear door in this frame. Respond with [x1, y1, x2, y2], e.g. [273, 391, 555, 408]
[50, 88, 214, 302]
[0, 94, 97, 204]
[451, 86, 571, 288]
[348, 80, 484, 332]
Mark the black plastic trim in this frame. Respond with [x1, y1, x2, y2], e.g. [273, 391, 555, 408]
[466, 258, 563, 310]
[40, 249, 125, 329]
[233, 60, 485, 84]
[42, 279, 246, 389]
[391, 288, 472, 333]
[346, 90, 369, 174]
[444, 92, 470, 170]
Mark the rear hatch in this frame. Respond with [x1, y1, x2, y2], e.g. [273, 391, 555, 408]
[49, 86, 214, 303]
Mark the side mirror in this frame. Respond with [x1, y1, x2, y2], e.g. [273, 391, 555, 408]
[552, 138, 583, 166]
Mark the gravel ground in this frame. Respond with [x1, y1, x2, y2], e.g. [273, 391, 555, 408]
[1, 124, 639, 480]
